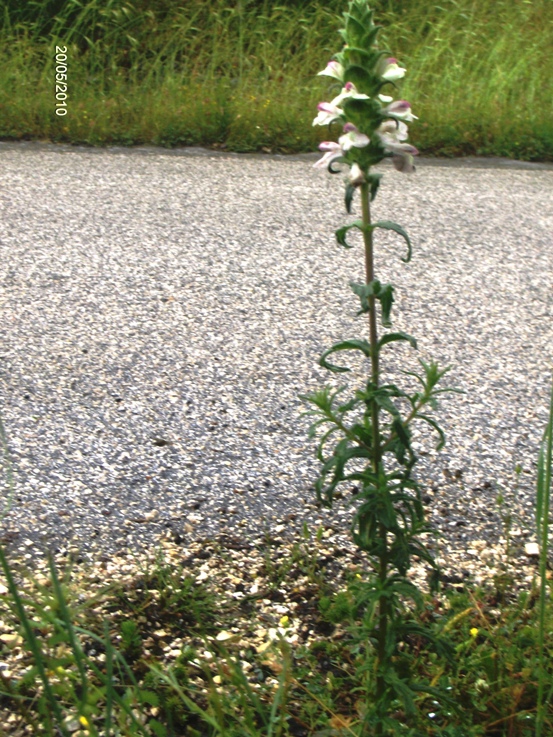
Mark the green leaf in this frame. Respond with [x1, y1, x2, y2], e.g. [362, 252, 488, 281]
[366, 172, 382, 202]
[341, 45, 376, 63]
[335, 219, 364, 249]
[349, 280, 394, 326]
[378, 332, 417, 350]
[149, 720, 168, 737]
[328, 156, 347, 174]
[373, 392, 402, 419]
[391, 417, 411, 448]
[138, 690, 159, 707]
[372, 219, 412, 262]
[417, 413, 446, 450]
[384, 672, 416, 716]
[343, 65, 375, 91]
[319, 339, 372, 373]
[349, 280, 375, 315]
[377, 283, 394, 326]
[345, 183, 355, 213]
[410, 680, 458, 703]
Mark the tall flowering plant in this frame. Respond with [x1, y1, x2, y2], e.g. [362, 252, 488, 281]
[301, 2, 459, 733]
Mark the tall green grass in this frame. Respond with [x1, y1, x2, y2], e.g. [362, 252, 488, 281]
[0, 0, 551, 158]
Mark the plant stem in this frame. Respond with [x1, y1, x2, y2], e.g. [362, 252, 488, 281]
[360, 181, 388, 734]
[360, 183, 379, 417]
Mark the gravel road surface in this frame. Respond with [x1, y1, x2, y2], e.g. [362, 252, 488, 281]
[0, 142, 551, 574]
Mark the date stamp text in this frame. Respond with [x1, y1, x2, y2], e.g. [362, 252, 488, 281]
[55, 46, 68, 116]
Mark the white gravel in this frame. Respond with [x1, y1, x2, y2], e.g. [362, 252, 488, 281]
[0, 142, 551, 574]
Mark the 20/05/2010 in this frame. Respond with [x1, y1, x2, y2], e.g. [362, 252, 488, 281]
[55, 46, 67, 116]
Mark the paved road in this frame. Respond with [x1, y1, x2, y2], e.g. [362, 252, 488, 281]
[0, 141, 552, 564]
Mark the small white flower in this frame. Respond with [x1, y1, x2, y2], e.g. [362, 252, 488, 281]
[312, 101, 344, 126]
[391, 150, 417, 173]
[313, 141, 343, 169]
[378, 94, 394, 103]
[331, 82, 370, 107]
[317, 61, 344, 82]
[384, 100, 418, 122]
[378, 119, 409, 142]
[381, 57, 406, 82]
[376, 120, 418, 173]
[348, 163, 366, 186]
[339, 123, 370, 151]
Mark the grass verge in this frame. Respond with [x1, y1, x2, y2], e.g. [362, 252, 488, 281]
[0, 523, 551, 736]
[0, 0, 551, 159]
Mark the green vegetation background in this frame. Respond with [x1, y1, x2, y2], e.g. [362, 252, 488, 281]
[1, 0, 551, 159]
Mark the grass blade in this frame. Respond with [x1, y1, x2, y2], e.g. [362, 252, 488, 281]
[48, 555, 89, 707]
[536, 376, 553, 737]
[0, 411, 14, 520]
[0, 547, 71, 737]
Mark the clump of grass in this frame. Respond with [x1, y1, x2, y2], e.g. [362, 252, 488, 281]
[0, 522, 552, 735]
[0, 0, 551, 158]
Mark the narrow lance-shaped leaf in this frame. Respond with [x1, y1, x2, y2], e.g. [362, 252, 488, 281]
[319, 338, 372, 373]
[372, 220, 412, 262]
[345, 183, 356, 213]
[377, 283, 394, 326]
[350, 280, 394, 326]
[336, 219, 364, 249]
[378, 332, 417, 350]
[366, 172, 382, 202]
[349, 279, 379, 315]
[417, 413, 447, 450]
[328, 156, 347, 174]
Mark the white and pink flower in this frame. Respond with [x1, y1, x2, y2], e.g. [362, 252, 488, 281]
[317, 60, 345, 82]
[314, 122, 370, 169]
[339, 123, 370, 151]
[380, 57, 406, 82]
[312, 101, 344, 126]
[313, 83, 371, 127]
[376, 120, 418, 173]
[331, 81, 370, 107]
[313, 141, 343, 169]
[348, 163, 366, 186]
[383, 100, 418, 122]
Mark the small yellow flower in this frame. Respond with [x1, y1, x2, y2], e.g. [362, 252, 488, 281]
[79, 716, 89, 728]
[279, 615, 289, 627]
[470, 628, 478, 638]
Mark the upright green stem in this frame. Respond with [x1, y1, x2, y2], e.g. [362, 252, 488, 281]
[360, 181, 388, 733]
[360, 183, 379, 422]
